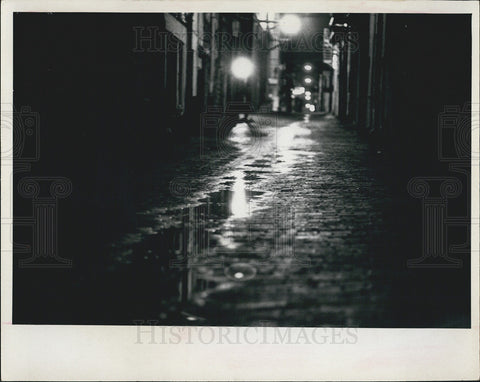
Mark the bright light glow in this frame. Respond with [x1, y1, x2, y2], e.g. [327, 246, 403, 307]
[257, 12, 276, 30]
[309, 105, 315, 112]
[305, 95, 311, 101]
[278, 14, 301, 35]
[230, 172, 250, 218]
[305, 91, 311, 97]
[304, 64, 312, 71]
[292, 86, 305, 95]
[259, 21, 277, 30]
[305, 103, 311, 108]
[225, 263, 257, 281]
[304, 77, 312, 84]
[275, 122, 315, 174]
[231, 57, 254, 80]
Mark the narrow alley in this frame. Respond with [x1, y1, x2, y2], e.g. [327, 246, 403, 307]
[90, 113, 467, 327]
[12, 12, 471, 329]
[6, 7, 477, 382]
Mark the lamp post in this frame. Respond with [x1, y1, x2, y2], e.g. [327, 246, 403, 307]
[255, 14, 303, 113]
[256, 13, 302, 47]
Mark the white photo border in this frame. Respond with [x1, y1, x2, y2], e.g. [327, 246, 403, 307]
[1, 1, 479, 380]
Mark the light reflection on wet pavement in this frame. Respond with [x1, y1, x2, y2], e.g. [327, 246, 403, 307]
[100, 114, 467, 327]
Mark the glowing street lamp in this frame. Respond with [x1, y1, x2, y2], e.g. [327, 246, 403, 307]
[278, 14, 301, 35]
[257, 12, 276, 31]
[304, 77, 312, 84]
[292, 86, 305, 95]
[231, 56, 255, 80]
[304, 64, 312, 71]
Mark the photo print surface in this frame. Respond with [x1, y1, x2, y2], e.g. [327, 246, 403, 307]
[12, 11, 472, 328]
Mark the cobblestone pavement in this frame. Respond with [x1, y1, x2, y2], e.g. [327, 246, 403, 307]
[72, 114, 469, 327]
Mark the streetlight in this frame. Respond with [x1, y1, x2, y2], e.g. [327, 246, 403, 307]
[292, 86, 305, 95]
[278, 14, 301, 35]
[257, 12, 276, 30]
[254, 13, 302, 114]
[304, 64, 312, 71]
[231, 56, 255, 80]
[256, 13, 302, 38]
[304, 77, 312, 84]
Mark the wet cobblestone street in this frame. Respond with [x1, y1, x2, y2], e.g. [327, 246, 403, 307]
[14, 113, 469, 327]
[88, 113, 468, 327]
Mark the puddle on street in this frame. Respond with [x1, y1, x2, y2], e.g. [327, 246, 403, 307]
[106, 118, 320, 325]
[108, 174, 269, 324]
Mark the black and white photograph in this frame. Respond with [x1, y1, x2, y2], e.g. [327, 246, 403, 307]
[1, 0, 479, 380]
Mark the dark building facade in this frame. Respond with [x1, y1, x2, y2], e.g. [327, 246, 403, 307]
[326, 14, 472, 171]
[13, 12, 279, 259]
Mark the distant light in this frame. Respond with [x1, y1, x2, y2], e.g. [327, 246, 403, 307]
[305, 95, 311, 101]
[305, 103, 311, 108]
[278, 14, 301, 35]
[309, 105, 315, 112]
[234, 272, 244, 279]
[231, 57, 254, 80]
[304, 77, 312, 84]
[292, 86, 305, 95]
[305, 91, 311, 97]
[304, 64, 312, 71]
